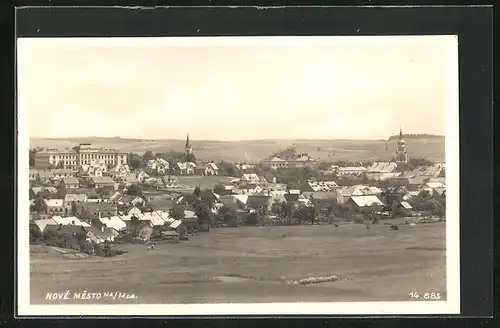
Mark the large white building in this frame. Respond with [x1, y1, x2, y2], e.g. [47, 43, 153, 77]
[34, 143, 127, 169]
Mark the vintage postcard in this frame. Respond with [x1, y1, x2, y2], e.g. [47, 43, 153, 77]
[17, 35, 459, 316]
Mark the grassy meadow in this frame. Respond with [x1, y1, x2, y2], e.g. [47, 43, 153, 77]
[30, 222, 446, 304]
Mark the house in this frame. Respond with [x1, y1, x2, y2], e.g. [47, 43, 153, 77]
[168, 219, 186, 237]
[235, 164, 255, 171]
[335, 166, 367, 177]
[52, 216, 91, 228]
[397, 171, 426, 191]
[336, 185, 376, 204]
[31, 218, 58, 235]
[284, 189, 301, 202]
[97, 216, 127, 232]
[48, 225, 88, 250]
[287, 154, 315, 168]
[109, 164, 131, 179]
[347, 195, 385, 209]
[425, 182, 446, 196]
[238, 184, 263, 195]
[84, 226, 117, 244]
[81, 202, 118, 220]
[64, 193, 88, 211]
[146, 197, 175, 212]
[141, 211, 166, 227]
[136, 170, 150, 183]
[60, 177, 80, 189]
[415, 164, 445, 178]
[44, 199, 66, 215]
[79, 165, 104, 178]
[123, 173, 139, 186]
[184, 210, 197, 220]
[397, 201, 413, 211]
[162, 175, 180, 188]
[262, 183, 288, 196]
[90, 176, 115, 188]
[146, 158, 170, 175]
[30, 187, 44, 196]
[43, 187, 58, 195]
[117, 194, 145, 207]
[365, 162, 399, 181]
[240, 173, 261, 184]
[29, 169, 39, 181]
[37, 170, 54, 183]
[302, 180, 339, 192]
[204, 163, 219, 176]
[51, 169, 74, 181]
[261, 157, 288, 169]
[176, 162, 196, 175]
[245, 195, 271, 211]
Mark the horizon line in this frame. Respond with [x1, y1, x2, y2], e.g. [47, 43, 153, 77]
[29, 134, 445, 142]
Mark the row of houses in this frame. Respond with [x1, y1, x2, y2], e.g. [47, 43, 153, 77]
[31, 208, 192, 245]
[333, 162, 446, 181]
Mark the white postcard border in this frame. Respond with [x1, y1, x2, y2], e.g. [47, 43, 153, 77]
[17, 35, 460, 316]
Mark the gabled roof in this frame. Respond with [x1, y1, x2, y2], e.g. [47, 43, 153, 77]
[233, 194, 249, 205]
[33, 218, 58, 232]
[44, 187, 58, 194]
[169, 220, 183, 229]
[366, 162, 397, 173]
[51, 169, 74, 175]
[64, 193, 87, 203]
[61, 177, 79, 185]
[246, 196, 270, 209]
[400, 201, 413, 209]
[52, 216, 90, 227]
[91, 176, 115, 184]
[99, 216, 127, 231]
[206, 162, 219, 170]
[38, 171, 54, 179]
[31, 187, 43, 195]
[184, 210, 197, 219]
[84, 202, 117, 212]
[44, 199, 64, 207]
[349, 195, 384, 207]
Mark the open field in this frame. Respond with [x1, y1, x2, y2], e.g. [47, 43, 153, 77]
[30, 137, 445, 163]
[30, 222, 446, 305]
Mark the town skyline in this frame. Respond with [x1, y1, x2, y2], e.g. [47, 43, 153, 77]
[18, 36, 456, 141]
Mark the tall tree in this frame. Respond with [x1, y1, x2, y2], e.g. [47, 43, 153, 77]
[169, 205, 186, 220]
[142, 151, 154, 163]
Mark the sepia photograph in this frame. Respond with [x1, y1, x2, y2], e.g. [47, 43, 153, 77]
[17, 35, 460, 316]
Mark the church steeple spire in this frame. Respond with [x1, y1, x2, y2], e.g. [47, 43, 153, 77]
[399, 126, 403, 140]
[185, 133, 192, 155]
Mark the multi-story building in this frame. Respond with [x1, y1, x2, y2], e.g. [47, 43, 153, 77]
[34, 143, 127, 169]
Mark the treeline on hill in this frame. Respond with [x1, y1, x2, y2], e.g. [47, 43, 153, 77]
[387, 134, 444, 140]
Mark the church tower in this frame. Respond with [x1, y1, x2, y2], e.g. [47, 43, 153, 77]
[185, 134, 192, 155]
[395, 127, 408, 165]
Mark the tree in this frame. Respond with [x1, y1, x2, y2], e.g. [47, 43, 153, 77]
[185, 153, 196, 163]
[55, 162, 65, 169]
[194, 201, 212, 225]
[200, 190, 216, 208]
[29, 225, 42, 244]
[29, 149, 36, 167]
[169, 205, 186, 220]
[126, 184, 143, 197]
[128, 153, 143, 170]
[70, 201, 78, 215]
[143, 151, 154, 163]
[245, 212, 259, 225]
[33, 197, 48, 213]
[408, 157, 434, 167]
[55, 184, 66, 199]
[193, 186, 201, 199]
[213, 183, 226, 195]
[219, 205, 238, 224]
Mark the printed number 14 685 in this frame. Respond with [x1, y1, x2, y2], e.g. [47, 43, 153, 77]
[408, 292, 442, 300]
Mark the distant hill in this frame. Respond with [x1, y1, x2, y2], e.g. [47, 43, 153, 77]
[388, 134, 444, 141]
[30, 136, 446, 163]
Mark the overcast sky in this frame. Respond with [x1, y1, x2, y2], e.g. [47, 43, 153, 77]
[18, 36, 457, 141]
